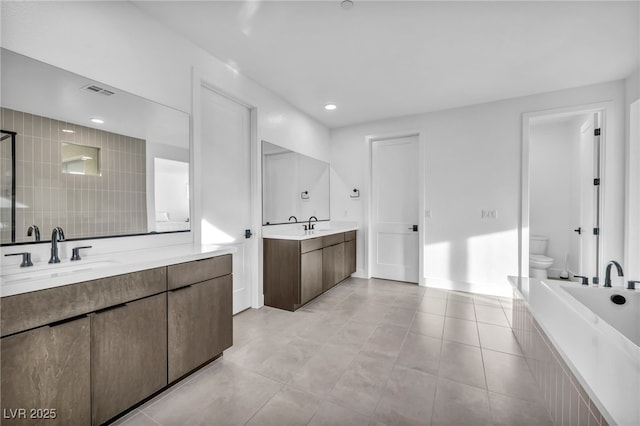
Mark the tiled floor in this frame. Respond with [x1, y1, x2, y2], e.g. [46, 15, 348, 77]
[114, 278, 554, 426]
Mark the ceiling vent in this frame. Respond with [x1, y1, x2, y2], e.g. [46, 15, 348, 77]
[82, 84, 115, 96]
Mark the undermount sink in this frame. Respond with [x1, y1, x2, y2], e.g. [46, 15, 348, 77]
[1, 260, 120, 284]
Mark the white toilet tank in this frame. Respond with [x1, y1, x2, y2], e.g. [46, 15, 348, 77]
[530, 235, 548, 255]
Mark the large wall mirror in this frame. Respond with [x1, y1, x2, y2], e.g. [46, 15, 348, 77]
[0, 49, 190, 245]
[262, 141, 330, 225]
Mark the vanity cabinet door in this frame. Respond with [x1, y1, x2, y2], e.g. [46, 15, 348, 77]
[301, 249, 323, 304]
[168, 275, 233, 383]
[345, 239, 356, 278]
[323, 242, 345, 291]
[91, 293, 167, 426]
[0, 316, 91, 426]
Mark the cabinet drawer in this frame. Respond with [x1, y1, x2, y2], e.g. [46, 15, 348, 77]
[345, 230, 356, 241]
[1, 267, 166, 337]
[300, 237, 323, 254]
[167, 254, 232, 290]
[322, 233, 345, 247]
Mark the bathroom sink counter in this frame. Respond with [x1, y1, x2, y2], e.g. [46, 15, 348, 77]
[262, 223, 359, 240]
[0, 244, 236, 297]
[508, 276, 640, 426]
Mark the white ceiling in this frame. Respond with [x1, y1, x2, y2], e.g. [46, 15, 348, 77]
[134, 0, 640, 129]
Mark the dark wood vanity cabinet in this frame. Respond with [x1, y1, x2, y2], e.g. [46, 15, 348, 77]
[167, 255, 233, 383]
[0, 316, 91, 426]
[91, 293, 167, 426]
[0, 253, 233, 426]
[264, 231, 356, 311]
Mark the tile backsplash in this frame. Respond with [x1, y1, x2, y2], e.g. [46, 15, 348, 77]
[0, 108, 147, 243]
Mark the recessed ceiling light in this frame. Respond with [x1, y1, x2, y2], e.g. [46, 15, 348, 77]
[61, 129, 75, 133]
[324, 103, 337, 111]
[90, 118, 104, 124]
[340, 0, 354, 10]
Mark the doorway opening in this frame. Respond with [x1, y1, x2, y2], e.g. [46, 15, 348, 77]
[522, 105, 607, 284]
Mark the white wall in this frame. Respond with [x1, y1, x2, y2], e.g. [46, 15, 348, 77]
[331, 80, 626, 296]
[1, 1, 330, 267]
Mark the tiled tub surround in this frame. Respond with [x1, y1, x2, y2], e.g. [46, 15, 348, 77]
[110, 278, 555, 426]
[0, 107, 147, 243]
[509, 276, 640, 426]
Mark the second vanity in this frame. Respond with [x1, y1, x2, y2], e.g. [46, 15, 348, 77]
[263, 225, 358, 311]
[0, 245, 234, 426]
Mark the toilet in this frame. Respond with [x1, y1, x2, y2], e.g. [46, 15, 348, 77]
[529, 235, 554, 279]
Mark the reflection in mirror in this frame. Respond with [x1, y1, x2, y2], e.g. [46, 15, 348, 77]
[153, 158, 190, 232]
[0, 48, 190, 245]
[262, 141, 330, 225]
[61, 142, 101, 176]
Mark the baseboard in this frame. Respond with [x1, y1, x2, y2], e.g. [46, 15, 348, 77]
[422, 276, 513, 297]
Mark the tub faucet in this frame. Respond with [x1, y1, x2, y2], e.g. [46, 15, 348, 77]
[49, 227, 65, 264]
[604, 260, 623, 288]
[304, 216, 318, 231]
[27, 224, 40, 241]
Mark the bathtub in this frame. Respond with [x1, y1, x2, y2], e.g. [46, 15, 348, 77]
[509, 276, 640, 426]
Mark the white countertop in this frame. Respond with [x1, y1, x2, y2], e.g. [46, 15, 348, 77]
[262, 223, 359, 240]
[508, 276, 640, 426]
[0, 244, 236, 298]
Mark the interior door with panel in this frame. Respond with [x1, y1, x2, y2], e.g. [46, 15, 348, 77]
[578, 114, 598, 281]
[201, 86, 253, 314]
[371, 135, 419, 283]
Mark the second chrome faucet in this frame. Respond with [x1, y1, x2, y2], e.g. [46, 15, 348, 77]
[49, 227, 66, 264]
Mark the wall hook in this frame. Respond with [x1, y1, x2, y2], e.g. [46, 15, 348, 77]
[301, 191, 310, 200]
[350, 189, 360, 198]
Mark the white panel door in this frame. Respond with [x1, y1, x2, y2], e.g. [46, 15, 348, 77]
[201, 86, 253, 314]
[371, 135, 419, 283]
[579, 114, 596, 281]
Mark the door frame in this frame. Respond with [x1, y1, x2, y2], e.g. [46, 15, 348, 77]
[365, 130, 426, 286]
[192, 67, 261, 310]
[520, 101, 612, 282]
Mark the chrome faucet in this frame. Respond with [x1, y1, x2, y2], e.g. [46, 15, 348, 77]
[288, 216, 298, 223]
[305, 216, 318, 231]
[49, 227, 65, 264]
[27, 224, 40, 241]
[604, 260, 623, 288]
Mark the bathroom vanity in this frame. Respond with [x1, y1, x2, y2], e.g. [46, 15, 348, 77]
[263, 228, 357, 311]
[0, 247, 233, 426]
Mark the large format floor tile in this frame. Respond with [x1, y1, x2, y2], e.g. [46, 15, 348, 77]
[114, 278, 553, 426]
